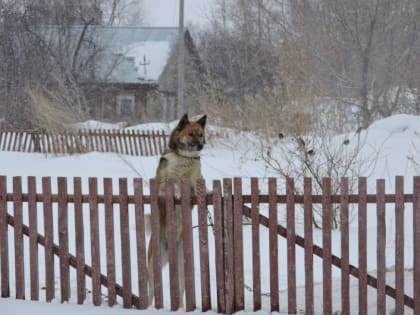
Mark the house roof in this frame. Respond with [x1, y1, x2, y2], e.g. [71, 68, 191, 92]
[94, 26, 179, 84]
[42, 26, 181, 84]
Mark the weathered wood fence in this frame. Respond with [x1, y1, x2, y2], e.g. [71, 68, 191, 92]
[0, 129, 167, 156]
[0, 176, 419, 315]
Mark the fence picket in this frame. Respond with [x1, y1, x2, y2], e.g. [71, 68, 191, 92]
[304, 178, 314, 315]
[358, 177, 368, 315]
[395, 176, 405, 314]
[150, 178, 163, 308]
[119, 178, 132, 308]
[0, 176, 9, 298]
[376, 179, 386, 315]
[213, 180, 225, 313]
[28, 176, 39, 301]
[58, 177, 70, 302]
[340, 178, 350, 315]
[223, 178, 234, 314]
[13, 176, 25, 300]
[74, 177, 85, 304]
[42, 177, 54, 302]
[286, 177, 297, 314]
[197, 178, 211, 311]
[233, 177, 244, 311]
[104, 178, 116, 306]
[268, 177, 279, 312]
[165, 179, 179, 310]
[322, 177, 332, 315]
[89, 178, 101, 306]
[133, 178, 148, 309]
[181, 180, 196, 311]
[251, 178, 261, 311]
[414, 176, 420, 314]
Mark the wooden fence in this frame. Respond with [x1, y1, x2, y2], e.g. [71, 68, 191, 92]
[0, 175, 419, 315]
[0, 129, 167, 156]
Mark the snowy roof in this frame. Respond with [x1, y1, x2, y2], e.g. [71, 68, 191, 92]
[42, 26, 180, 84]
[94, 26, 179, 83]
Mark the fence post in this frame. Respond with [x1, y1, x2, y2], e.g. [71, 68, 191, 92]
[223, 178, 234, 315]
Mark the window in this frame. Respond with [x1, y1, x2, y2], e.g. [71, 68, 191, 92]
[116, 94, 135, 116]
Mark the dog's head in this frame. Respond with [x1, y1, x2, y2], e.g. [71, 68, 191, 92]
[169, 114, 207, 157]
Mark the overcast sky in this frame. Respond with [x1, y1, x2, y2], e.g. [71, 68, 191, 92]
[142, 0, 215, 27]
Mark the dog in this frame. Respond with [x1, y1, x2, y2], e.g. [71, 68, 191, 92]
[147, 113, 207, 307]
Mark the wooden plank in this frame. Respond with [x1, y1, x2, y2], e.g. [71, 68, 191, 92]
[74, 177, 85, 304]
[251, 178, 261, 311]
[182, 180, 196, 311]
[197, 178, 211, 311]
[165, 179, 179, 311]
[28, 176, 39, 300]
[42, 177, 54, 301]
[123, 131, 130, 155]
[213, 180, 226, 313]
[322, 177, 332, 315]
[132, 130, 140, 156]
[151, 130, 158, 156]
[414, 176, 420, 314]
[136, 130, 144, 156]
[147, 131, 153, 156]
[395, 176, 404, 314]
[149, 178, 163, 308]
[89, 178, 101, 306]
[104, 178, 116, 306]
[13, 176, 25, 300]
[233, 177, 244, 311]
[376, 179, 386, 315]
[133, 178, 148, 309]
[304, 178, 313, 315]
[0, 176, 9, 297]
[286, 177, 297, 314]
[223, 178, 234, 314]
[58, 177, 70, 302]
[340, 178, 350, 315]
[358, 177, 367, 315]
[268, 177, 279, 312]
[119, 178, 132, 308]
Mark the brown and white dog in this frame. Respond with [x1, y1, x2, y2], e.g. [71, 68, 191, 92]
[147, 114, 207, 307]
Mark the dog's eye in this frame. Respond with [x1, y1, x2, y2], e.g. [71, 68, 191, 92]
[189, 132, 194, 137]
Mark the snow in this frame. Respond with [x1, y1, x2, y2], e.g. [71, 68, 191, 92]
[0, 114, 419, 314]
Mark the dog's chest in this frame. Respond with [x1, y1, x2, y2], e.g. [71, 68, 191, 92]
[163, 153, 201, 181]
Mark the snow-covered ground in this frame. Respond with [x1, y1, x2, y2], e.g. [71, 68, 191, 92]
[0, 114, 419, 314]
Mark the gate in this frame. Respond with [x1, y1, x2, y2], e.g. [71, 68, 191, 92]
[0, 175, 419, 314]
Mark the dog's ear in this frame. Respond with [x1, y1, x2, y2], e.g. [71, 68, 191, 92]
[196, 115, 207, 128]
[176, 114, 189, 130]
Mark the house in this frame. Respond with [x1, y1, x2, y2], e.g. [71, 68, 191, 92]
[70, 26, 205, 123]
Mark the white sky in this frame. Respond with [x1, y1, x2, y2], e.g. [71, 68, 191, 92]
[142, 0, 215, 27]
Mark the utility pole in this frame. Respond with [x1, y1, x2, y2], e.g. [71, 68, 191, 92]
[177, 0, 185, 117]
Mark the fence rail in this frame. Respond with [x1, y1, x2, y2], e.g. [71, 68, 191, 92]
[0, 175, 419, 315]
[0, 129, 167, 156]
